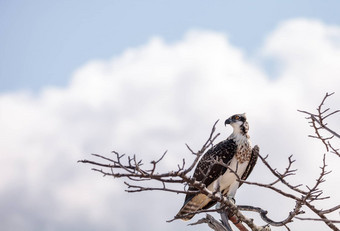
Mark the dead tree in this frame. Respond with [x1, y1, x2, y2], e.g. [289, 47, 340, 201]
[79, 92, 340, 231]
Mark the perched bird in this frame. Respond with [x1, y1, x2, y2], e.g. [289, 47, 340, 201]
[176, 113, 259, 220]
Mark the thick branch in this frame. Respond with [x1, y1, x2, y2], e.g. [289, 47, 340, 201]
[80, 96, 340, 231]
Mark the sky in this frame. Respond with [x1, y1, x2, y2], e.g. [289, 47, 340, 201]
[1, 1, 340, 231]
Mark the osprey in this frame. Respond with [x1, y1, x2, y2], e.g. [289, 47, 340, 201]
[176, 113, 259, 220]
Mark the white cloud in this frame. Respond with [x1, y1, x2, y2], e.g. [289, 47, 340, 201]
[0, 19, 340, 231]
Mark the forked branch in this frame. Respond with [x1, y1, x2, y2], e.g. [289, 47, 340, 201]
[79, 93, 340, 231]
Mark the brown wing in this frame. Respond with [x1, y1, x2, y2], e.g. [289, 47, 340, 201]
[185, 139, 237, 203]
[239, 145, 259, 186]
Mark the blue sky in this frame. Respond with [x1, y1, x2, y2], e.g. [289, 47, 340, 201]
[1, 0, 340, 92]
[1, 2, 340, 231]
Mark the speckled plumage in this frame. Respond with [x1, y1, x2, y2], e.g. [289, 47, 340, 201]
[176, 114, 259, 220]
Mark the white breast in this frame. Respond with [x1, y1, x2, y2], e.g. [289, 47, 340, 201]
[207, 156, 249, 198]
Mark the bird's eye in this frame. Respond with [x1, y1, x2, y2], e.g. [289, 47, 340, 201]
[235, 116, 239, 120]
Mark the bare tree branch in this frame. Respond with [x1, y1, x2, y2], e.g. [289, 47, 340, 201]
[79, 92, 340, 231]
[189, 214, 229, 231]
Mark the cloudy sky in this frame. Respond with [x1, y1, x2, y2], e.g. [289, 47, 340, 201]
[1, 1, 340, 231]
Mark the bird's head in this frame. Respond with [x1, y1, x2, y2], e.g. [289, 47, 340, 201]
[224, 113, 249, 136]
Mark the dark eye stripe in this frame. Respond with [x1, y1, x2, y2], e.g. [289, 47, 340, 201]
[232, 115, 246, 122]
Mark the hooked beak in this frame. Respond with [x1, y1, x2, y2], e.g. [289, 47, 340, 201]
[224, 118, 232, 126]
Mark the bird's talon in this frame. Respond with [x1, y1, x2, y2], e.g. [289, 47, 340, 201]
[227, 196, 236, 204]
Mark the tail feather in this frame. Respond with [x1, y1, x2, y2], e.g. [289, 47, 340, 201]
[175, 193, 212, 220]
